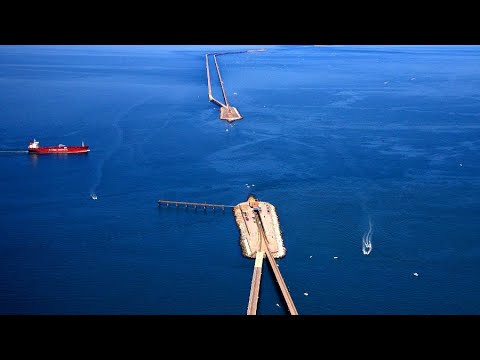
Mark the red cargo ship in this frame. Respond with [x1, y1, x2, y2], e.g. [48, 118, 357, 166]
[27, 139, 90, 154]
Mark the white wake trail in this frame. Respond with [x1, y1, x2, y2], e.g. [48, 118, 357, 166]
[362, 219, 373, 255]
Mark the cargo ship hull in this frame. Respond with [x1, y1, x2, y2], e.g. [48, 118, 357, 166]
[27, 139, 89, 154]
[28, 146, 90, 154]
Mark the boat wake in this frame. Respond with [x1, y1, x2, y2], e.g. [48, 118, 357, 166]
[0, 150, 28, 153]
[362, 219, 373, 255]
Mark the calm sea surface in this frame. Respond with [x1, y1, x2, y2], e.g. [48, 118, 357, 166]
[1, 45, 479, 314]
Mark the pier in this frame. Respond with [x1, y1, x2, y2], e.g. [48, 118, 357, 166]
[158, 200, 233, 212]
[205, 49, 265, 122]
[158, 194, 298, 315]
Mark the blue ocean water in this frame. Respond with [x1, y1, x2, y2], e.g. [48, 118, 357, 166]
[1, 45, 480, 315]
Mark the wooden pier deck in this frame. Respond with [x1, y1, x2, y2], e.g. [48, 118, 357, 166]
[158, 200, 233, 211]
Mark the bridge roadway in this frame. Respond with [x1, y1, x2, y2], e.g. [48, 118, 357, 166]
[247, 210, 298, 315]
[213, 54, 230, 107]
[205, 54, 226, 107]
[205, 50, 266, 122]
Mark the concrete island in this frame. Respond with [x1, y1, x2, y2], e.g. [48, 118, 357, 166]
[233, 195, 286, 259]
